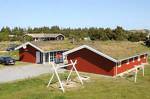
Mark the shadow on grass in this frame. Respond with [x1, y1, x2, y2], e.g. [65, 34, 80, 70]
[125, 75, 135, 82]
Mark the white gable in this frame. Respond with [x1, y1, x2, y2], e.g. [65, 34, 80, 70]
[15, 42, 44, 52]
[63, 45, 117, 62]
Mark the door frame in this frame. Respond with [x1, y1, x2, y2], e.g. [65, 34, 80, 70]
[36, 51, 41, 64]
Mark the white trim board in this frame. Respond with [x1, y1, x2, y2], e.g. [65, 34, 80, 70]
[63, 45, 117, 62]
[118, 53, 148, 62]
[15, 42, 44, 52]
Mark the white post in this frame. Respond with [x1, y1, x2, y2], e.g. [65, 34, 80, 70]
[142, 65, 144, 76]
[43, 53, 45, 64]
[53, 63, 65, 92]
[47, 73, 54, 87]
[66, 66, 74, 83]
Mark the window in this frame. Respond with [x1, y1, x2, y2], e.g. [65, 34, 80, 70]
[53, 52, 56, 61]
[49, 51, 65, 63]
[50, 52, 54, 61]
[45, 53, 49, 62]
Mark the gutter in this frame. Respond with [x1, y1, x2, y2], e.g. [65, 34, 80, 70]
[117, 52, 149, 62]
[115, 62, 118, 77]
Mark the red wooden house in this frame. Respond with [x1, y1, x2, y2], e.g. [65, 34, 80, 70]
[15, 42, 67, 64]
[63, 45, 148, 76]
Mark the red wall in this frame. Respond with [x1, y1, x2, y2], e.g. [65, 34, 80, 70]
[67, 48, 116, 76]
[19, 45, 38, 63]
[140, 54, 147, 63]
[117, 54, 147, 74]
[67, 48, 148, 76]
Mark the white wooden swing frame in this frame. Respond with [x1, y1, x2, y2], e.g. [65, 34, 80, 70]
[47, 60, 83, 92]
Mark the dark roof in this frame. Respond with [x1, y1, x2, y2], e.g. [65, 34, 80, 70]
[26, 33, 64, 38]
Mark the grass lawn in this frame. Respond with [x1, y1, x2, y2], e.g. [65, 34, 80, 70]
[0, 64, 150, 99]
[0, 41, 21, 51]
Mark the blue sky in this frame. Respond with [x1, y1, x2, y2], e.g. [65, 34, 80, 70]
[0, 0, 150, 29]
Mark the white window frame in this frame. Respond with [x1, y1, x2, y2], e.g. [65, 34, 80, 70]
[50, 52, 54, 62]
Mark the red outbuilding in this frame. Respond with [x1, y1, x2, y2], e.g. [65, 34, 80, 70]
[63, 45, 148, 76]
[15, 42, 67, 64]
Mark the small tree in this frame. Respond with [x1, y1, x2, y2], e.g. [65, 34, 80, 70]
[128, 32, 147, 42]
[0, 27, 11, 41]
[23, 35, 33, 42]
[113, 26, 127, 41]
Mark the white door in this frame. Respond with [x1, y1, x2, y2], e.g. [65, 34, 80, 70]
[36, 51, 41, 63]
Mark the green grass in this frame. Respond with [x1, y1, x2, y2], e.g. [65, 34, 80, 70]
[0, 50, 19, 59]
[0, 41, 21, 51]
[0, 65, 150, 99]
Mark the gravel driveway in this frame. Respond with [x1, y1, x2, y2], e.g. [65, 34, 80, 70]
[0, 64, 62, 83]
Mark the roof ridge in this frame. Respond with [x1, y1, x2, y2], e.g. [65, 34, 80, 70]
[63, 45, 118, 62]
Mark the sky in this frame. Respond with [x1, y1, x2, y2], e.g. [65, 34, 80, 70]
[0, 0, 150, 29]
